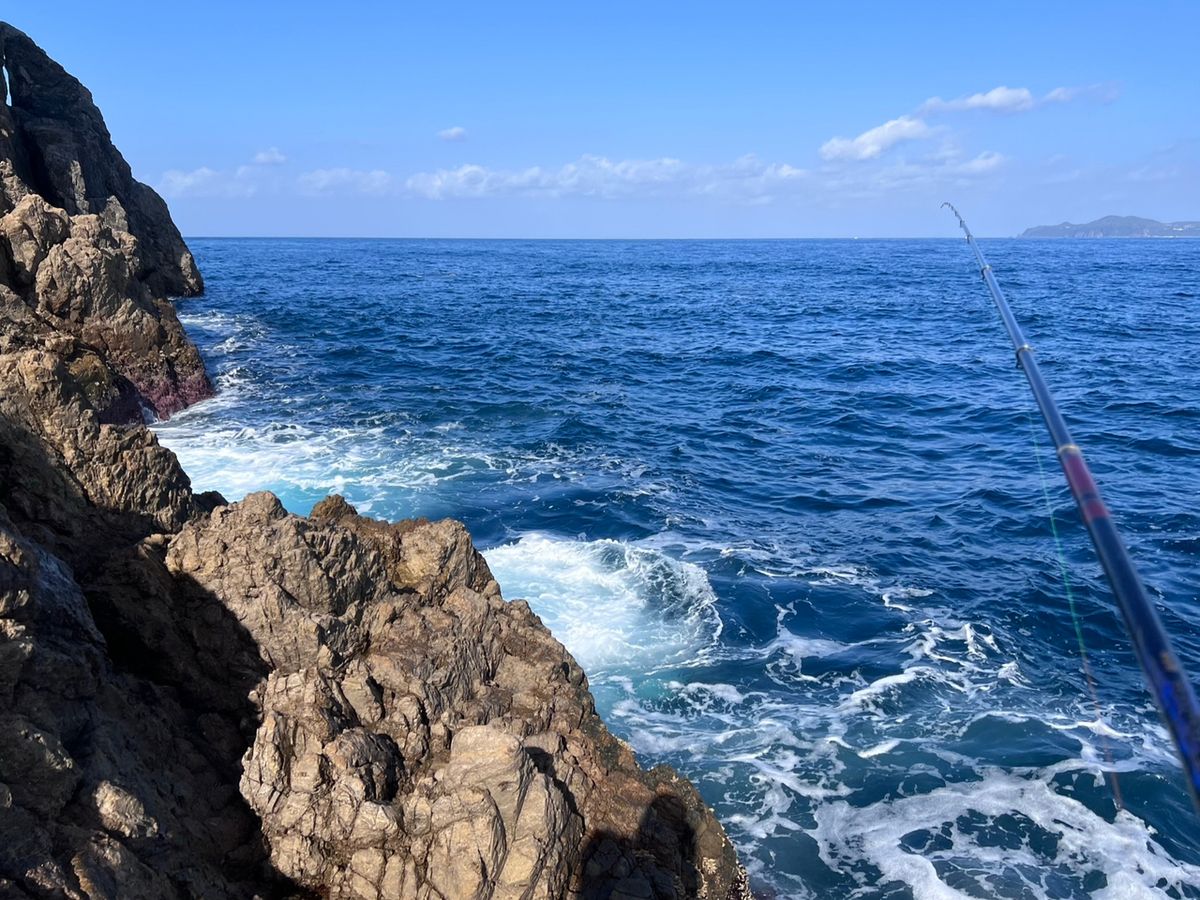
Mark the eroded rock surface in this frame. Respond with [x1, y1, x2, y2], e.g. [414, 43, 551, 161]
[0, 19, 750, 900]
[167, 494, 748, 899]
[0, 23, 210, 421]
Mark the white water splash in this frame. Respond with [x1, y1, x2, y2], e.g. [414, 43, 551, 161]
[483, 534, 722, 674]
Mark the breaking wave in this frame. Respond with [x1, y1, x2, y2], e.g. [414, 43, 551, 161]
[484, 534, 722, 675]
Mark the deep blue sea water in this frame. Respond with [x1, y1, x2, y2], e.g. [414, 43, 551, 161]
[154, 238, 1200, 899]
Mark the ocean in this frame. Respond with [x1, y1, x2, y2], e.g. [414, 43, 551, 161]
[153, 238, 1200, 899]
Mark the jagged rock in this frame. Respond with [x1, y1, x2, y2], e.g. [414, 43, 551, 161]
[167, 494, 748, 899]
[0, 348, 199, 568]
[0, 23, 210, 421]
[0, 23, 201, 296]
[0, 20, 752, 900]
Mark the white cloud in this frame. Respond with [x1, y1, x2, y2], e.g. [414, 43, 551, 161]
[159, 148, 293, 197]
[162, 147, 1002, 206]
[158, 166, 259, 198]
[954, 151, 1005, 174]
[1043, 82, 1120, 104]
[253, 147, 288, 165]
[919, 83, 1116, 115]
[822, 82, 1116, 165]
[438, 126, 468, 142]
[399, 150, 1001, 203]
[819, 116, 932, 162]
[403, 154, 808, 202]
[298, 167, 395, 195]
[920, 86, 1036, 114]
[159, 166, 218, 196]
[1042, 86, 1078, 104]
[816, 147, 1006, 196]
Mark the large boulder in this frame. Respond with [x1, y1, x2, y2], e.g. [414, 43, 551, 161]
[169, 494, 749, 900]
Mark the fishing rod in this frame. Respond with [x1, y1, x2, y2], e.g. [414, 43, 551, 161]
[943, 203, 1200, 811]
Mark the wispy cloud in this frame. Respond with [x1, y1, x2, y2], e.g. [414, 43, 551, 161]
[1043, 83, 1120, 104]
[253, 147, 288, 165]
[820, 116, 932, 162]
[298, 168, 396, 195]
[955, 150, 1005, 174]
[822, 83, 1116, 166]
[159, 166, 259, 198]
[438, 126, 468, 142]
[403, 154, 808, 201]
[817, 149, 1007, 197]
[919, 83, 1117, 115]
[163, 142, 1008, 205]
[291, 149, 999, 205]
[919, 86, 1036, 114]
[158, 148, 290, 197]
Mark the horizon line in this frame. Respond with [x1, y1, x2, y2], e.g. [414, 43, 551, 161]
[182, 234, 1033, 241]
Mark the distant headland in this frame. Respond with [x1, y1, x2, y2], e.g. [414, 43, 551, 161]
[1020, 215, 1200, 238]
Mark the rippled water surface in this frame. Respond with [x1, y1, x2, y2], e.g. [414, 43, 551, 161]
[155, 238, 1200, 898]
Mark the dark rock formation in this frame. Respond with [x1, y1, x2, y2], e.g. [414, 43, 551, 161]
[0, 21, 750, 900]
[0, 23, 210, 421]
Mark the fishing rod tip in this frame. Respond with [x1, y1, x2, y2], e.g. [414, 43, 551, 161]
[942, 202, 968, 232]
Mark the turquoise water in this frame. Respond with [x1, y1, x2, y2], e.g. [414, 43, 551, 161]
[155, 238, 1200, 898]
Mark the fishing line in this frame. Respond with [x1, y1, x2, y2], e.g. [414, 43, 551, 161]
[944, 202, 1200, 811]
[1026, 406, 1124, 808]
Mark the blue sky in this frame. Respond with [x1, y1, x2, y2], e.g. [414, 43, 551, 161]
[7, 2, 1198, 237]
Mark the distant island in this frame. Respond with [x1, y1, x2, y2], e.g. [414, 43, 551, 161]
[1020, 215, 1200, 238]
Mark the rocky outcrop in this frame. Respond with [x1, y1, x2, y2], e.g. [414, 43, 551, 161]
[0, 24, 201, 297]
[0, 23, 210, 421]
[0, 21, 750, 900]
[167, 494, 746, 899]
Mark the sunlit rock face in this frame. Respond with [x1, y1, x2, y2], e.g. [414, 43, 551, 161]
[0, 22, 210, 422]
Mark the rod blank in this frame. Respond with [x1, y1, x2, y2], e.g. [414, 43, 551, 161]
[944, 203, 1200, 810]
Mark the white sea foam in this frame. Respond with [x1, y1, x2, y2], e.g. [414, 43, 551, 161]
[761, 620, 852, 672]
[676, 681, 747, 706]
[176, 309, 243, 331]
[842, 666, 941, 711]
[593, 551, 1197, 898]
[857, 739, 900, 759]
[811, 772, 1200, 898]
[157, 395, 655, 520]
[155, 418, 428, 502]
[483, 534, 722, 675]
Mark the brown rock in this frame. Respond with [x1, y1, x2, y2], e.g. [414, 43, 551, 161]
[0, 24, 211, 421]
[167, 494, 749, 899]
[0, 23, 202, 296]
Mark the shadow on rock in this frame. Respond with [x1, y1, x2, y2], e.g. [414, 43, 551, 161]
[580, 792, 736, 900]
[0, 468, 310, 897]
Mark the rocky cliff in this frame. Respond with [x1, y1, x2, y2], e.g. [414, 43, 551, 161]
[0, 22, 749, 900]
[0, 23, 209, 422]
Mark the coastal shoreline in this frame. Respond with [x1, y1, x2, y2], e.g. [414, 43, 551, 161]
[0, 22, 751, 900]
